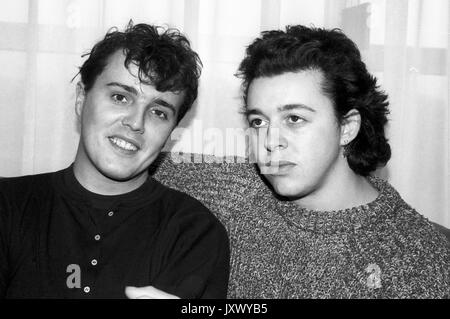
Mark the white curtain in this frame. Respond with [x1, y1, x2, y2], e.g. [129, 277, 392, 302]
[0, 0, 448, 227]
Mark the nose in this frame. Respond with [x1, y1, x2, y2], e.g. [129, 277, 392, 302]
[264, 126, 287, 152]
[121, 108, 145, 133]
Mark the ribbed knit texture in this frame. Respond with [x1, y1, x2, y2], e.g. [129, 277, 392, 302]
[152, 153, 450, 299]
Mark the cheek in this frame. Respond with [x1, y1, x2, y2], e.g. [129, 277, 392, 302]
[82, 112, 97, 130]
[316, 123, 342, 153]
[81, 112, 106, 143]
[145, 123, 175, 147]
[80, 101, 103, 128]
[80, 111, 95, 139]
[288, 124, 341, 160]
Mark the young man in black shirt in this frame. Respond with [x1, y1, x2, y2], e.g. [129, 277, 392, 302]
[0, 22, 229, 299]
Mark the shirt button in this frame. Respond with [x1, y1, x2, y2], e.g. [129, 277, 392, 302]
[108, 211, 114, 217]
[94, 234, 101, 241]
[91, 259, 98, 266]
[84, 286, 90, 293]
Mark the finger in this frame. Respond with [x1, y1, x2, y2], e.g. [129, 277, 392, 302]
[134, 286, 179, 299]
[146, 286, 180, 299]
[125, 286, 180, 299]
[125, 286, 149, 299]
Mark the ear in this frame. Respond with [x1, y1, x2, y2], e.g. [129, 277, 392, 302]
[75, 82, 86, 118]
[340, 109, 361, 146]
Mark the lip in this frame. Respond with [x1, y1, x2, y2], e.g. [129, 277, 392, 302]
[260, 160, 296, 175]
[263, 160, 296, 167]
[108, 135, 141, 154]
[110, 135, 141, 148]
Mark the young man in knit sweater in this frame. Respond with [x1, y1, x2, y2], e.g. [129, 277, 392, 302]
[230, 25, 450, 298]
[0, 23, 229, 299]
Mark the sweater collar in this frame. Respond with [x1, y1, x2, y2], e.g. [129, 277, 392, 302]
[270, 176, 403, 234]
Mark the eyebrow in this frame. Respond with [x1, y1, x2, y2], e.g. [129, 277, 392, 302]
[243, 103, 316, 117]
[106, 82, 139, 96]
[153, 98, 177, 115]
[277, 104, 316, 113]
[242, 108, 262, 117]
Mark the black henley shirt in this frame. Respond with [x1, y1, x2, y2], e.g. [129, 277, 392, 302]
[0, 165, 230, 298]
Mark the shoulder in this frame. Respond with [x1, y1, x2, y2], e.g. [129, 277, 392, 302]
[371, 179, 450, 297]
[151, 179, 228, 235]
[389, 194, 449, 251]
[0, 170, 58, 203]
[369, 177, 448, 246]
[0, 170, 62, 237]
[154, 179, 210, 213]
[430, 221, 450, 244]
[150, 153, 269, 229]
[374, 178, 449, 253]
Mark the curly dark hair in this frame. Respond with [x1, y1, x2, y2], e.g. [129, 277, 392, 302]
[237, 25, 391, 176]
[77, 21, 202, 122]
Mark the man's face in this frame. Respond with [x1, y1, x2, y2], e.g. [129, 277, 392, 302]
[246, 69, 344, 200]
[75, 50, 184, 184]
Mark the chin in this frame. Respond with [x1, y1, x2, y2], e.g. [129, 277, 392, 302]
[273, 185, 304, 199]
[103, 172, 134, 182]
[266, 175, 306, 199]
[98, 165, 138, 182]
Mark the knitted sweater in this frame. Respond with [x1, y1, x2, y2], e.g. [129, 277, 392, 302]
[227, 176, 450, 298]
[152, 154, 450, 299]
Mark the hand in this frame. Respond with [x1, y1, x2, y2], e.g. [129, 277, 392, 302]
[125, 286, 180, 299]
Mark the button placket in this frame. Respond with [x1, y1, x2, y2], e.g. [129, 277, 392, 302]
[88, 230, 102, 293]
[91, 234, 101, 267]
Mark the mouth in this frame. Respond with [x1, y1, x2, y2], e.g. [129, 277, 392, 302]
[259, 160, 296, 175]
[108, 136, 140, 153]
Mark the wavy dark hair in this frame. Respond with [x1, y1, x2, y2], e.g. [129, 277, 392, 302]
[237, 25, 391, 176]
[77, 21, 202, 122]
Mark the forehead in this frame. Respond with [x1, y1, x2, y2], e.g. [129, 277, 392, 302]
[246, 69, 332, 112]
[99, 50, 147, 86]
[95, 50, 185, 103]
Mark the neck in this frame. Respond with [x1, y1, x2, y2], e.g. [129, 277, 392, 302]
[294, 159, 379, 211]
[73, 152, 148, 196]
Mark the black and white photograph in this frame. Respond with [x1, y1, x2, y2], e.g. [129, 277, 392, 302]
[0, 0, 449, 305]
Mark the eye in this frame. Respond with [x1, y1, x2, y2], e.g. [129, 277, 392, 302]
[111, 94, 129, 104]
[249, 118, 268, 128]
[150, 109, 168, 120]
[287, 115, 305, 124]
